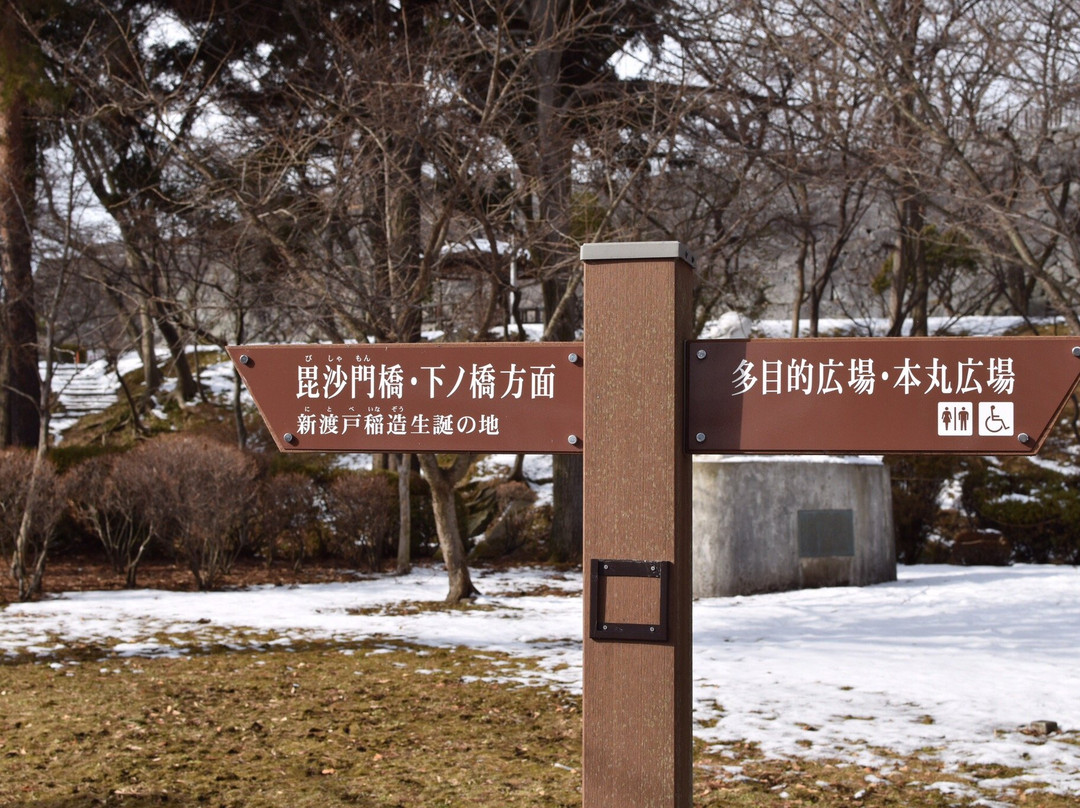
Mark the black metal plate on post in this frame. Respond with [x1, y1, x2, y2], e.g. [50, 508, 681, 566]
[589, 559, 671, 642]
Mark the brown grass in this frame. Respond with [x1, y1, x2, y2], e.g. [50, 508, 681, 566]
[2, 639, 1075, 807]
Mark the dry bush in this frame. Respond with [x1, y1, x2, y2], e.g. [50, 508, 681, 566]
[471, 481, 542, 560]
[250, 472, 324, 568]
[131, 435, 258, 590]
[949, 529, 1012, 566]
[325, 472, 398, 570]
[0, 449, 64, 600]
[67, 454, 155, 587]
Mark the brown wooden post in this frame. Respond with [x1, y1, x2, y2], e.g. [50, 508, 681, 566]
[580, 242, 696, 808]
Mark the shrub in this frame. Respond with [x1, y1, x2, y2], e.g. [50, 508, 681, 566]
[961, 457, 1080, 564]
[324, 471, 398, 570]
[250, 472, 324, 568]
[949, 529, 1011, 566]
[0, 449, 64, 600]
[886, 455, 962, 563]
[131, 435, 258, 590]
[49, 443, 121, 474]
[67, 453, 155, 587]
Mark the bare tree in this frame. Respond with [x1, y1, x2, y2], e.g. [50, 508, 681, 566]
[850, 0, 1080, 333]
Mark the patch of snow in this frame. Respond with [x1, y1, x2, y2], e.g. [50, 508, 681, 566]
[2, 565, 1079, 795]
[1026, 455, 1078, 476]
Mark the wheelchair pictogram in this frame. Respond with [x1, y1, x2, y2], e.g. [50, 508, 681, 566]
[978, 402, 1014, 436]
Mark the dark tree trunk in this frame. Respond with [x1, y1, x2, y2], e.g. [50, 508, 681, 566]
[548, 453, 582, 561]
[543, 276, 583, 560]
[0, 29, 41, 448]
[528, 1, 584, 561]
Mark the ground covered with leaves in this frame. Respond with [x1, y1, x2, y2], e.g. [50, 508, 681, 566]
[3, 637, 1073, 807]
[2, 643, 580, 807]
[0, 557, 369, 604]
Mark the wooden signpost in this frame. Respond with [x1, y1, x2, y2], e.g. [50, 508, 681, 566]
[232, 241, 1080, 808]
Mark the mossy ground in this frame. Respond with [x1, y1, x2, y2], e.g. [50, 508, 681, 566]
[2, 641, 1072, 807]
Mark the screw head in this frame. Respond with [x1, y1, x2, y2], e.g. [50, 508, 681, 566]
[283, 433, 296, 445]
[568, 352, 580, 364]
[1073, 346, 1080, 358]
[695, 432, 706, 443]
[696, 349, 707, 360]
[239, 354, 252, 366]
[1018, 432, 1031, 444]
[567, 434, 580, 446]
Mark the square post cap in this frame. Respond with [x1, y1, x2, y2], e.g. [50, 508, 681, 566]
[580, 241, 696, 268]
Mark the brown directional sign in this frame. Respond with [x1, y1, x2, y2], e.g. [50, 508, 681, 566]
[228, 343, 584, 454]
[687, 337, 1080, 455]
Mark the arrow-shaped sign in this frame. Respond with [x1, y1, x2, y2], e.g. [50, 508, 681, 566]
[686, 336, 1080, 454]
[227, 343, 584, 454]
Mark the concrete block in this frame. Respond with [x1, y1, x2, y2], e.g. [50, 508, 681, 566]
[693, 456, 896, 597]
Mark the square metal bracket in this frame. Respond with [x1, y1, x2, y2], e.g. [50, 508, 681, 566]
[589, 559, 671, 642]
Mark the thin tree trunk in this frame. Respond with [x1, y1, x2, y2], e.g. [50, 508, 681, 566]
[11, 434, 50, 601]
[792, 235, 809, 338]
[0, 344, 8, 446]
[530, 0, 583, 562]
[232, 370, 247, 448]
[12, 307, 61, 600]
[138, 303, 163, 397]
[110, 352, 147, 437]
[154, 302, 199, 402]
[508, 453, 525, 482]
[886, 230, 908, 337]
[396, 452, 412, 575]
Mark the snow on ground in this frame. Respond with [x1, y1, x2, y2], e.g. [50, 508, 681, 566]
[2, 564, 1078, 796]
[44, 347, 243, 441]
